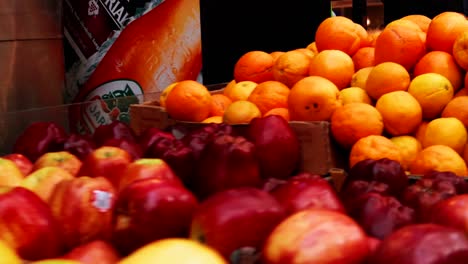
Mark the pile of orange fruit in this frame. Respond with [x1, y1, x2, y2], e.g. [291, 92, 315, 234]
[159, 12, 468, 176]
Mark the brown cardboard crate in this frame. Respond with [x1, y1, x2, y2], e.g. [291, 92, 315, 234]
[129, 101, 349, 189]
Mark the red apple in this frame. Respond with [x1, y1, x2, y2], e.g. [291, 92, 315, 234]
[268, 172, 345, 215]
[13, 121, 68, 162]
[0, 158, 25, 186]
[33, 151, 83, 176]
[92, 121, 137, 147]
[48, 176, 116, 250]
[262, 209, 370, 264]
[62, 133, 97, 161]
[0, 186, 63, 260]
[138, 127, 175, 155]
[118, 158, 182, 192]
[79, 146, 132, 188]
[62, 240, 120, 264]
[246, 115, 300, 179]
[2, 153, 33, 176]
[21, 167, 75, 202]
[190, 187, 286, 260]
[429, 194, 468, 232]
[369, 224, 468, 264]
[112, 178, 198, 255]
[102, 138, 143, 160]
[193, 134, 261, 199]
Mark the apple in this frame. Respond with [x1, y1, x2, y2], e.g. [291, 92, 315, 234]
[48, 176, 116, 250]
[262, 209, 370, 264]
[2, 153, 33, 176]
[0, 240, 22, 264]
[138, 127, 175, 155]
[92, 121, 137, 147]
[0, 157, 25, 186]
[102, 138, 143, 160]
[181, 123, 235, 160]
[62, 133, 96, 161]
[79, 146, 133, 188]
[62, 240, 120, 264]
[193, 134, 262, 199]
[29, 260, 80, 264]
[33, 151, 83, 176]
[246, 115, 300, 179]
[112, 178, 199, 255]
[369, 224, 468, 264]
[190, 187, 286, 260]
[268, 172, 345, 215]
[0, 186, 62, 260]
[21, 167, 74, 202]
[118, 158, 182, 192]
[13, 121, 68, 162]
[429, 194, 468, 232]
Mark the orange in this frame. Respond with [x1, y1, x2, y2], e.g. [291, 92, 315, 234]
[422, 117, 467, 154]
[270, 51, 285, 62]
[202, 116, 223, 124]
[223, 100, 262, 124]
[233, 50, 274, 83]
[165, 80, 213, 122]
[159, 82, 178, 108]
[407, 73, 454, 120]
[390, 135, 422, 171]
[409, 145, 468, 176]
[453, 31, 468, 71]
[294, 48, 316, 59]
[315, 16, 369, 56]
[272, 50, 313, 87]
[414, 121, 429, 144]
[426, 12, 468, 53]
[264, 107, 290, 121]
[367, 29, 382, 47]
[339, 87, 372, 105]
[209, 94, 232, 117]
[309, 49, 355, 90]
[375, 91, 423, 136]
[400, 14, 432, 33]
[352, 47, 375, 71]
[306, 41, 318, 53]
[365, 62, 411, 100]
[247, 80, 290, 115]
[413, 51, 464, 92]
[223, 80, 257, 101]
[349, 135, 402, 168]
[455, 87, 468, 97]
[464, 144, 468, 166]
[331, 103, 384, 149]
[374, 20, 426, 71]
[288, 76, 342, 121]
[442, 96, 468, 127]
[350, 66, 374, 90]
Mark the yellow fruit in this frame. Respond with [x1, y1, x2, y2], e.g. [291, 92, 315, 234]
[390, 135, 422, 171]
[30, 260, 81, 264]
[339, 87, 372, 105]
[223, 80, 257, 101]
[119, 238, 227, 264]
[422, 117, 467, 154]
[410, 145, 468, 176]
[375, 91, 422, 136]
[407, 73, 454, 119]
[350, 66, 373, 89]
[0, 240, 22, 264]
[202, 116, 224, 124]
[223, 100, 262, 124]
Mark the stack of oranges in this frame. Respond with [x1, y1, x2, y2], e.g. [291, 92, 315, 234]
[160, 12, 468, 177]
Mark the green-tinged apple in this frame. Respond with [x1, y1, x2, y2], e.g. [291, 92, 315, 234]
[0, 157, 25, 187]
[2, 153, 34, 176]
[0, 186, 63, 260]
[21, 166, 74, 202]
[79, 146, 132, 188]
[62, 240, 120, 264]
[33, 151, 83, 176]
[112, 178, 199, 256]
[263, 209, 370, 264]
[190, 187, 286, 260]
[118, 158, 182, 192]
[48, 176, 116, 251]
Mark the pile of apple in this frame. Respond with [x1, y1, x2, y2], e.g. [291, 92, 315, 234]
[3, 116, 468, 263]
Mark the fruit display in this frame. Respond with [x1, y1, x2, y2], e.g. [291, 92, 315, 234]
[4, 10, 468, 264]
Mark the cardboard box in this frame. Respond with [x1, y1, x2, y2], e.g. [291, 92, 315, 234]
[129, 87, 350, 190]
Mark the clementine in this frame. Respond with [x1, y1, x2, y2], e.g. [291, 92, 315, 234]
[350, 66, 374, 89]
[365, 62, 411, 100]
[453, 31, 468, 71]
[409, 145, 467, 176]
[339, 87, 372, 105]
[309, 49, 355, 90]
[223, 100, 262, 124]
[272, 50, 313, 87]
[400, 14, 432, 33]
[223, 80, 257, 101]
[247, 80, 290, 115]
[349, 135, 402, 168]
[422, 117, 467, 154]
[426, 12, 468, 53]
[209, 94, 232, 117]
[264, 107, 290, 121]
[233, 50, 275, 83]
[390, 135, 422, 171]
[352, 47, 375, 71]
[159, 82, 178, 108]
[441, 96, 468, 127]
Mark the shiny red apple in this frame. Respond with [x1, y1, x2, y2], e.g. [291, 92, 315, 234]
[92, 121, 137, 147]
[33, 151, 83, 176]
[62, 240, 120, 264]
[429, 194, 468, 233]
